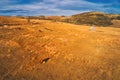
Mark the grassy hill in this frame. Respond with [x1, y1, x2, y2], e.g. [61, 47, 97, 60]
[2, 12, 119, 27]
[62, 12, 120, 27]
[0, 19, 120, 80]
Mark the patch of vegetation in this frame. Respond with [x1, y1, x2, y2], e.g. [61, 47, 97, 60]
[62, 12, 116, 26]
[60, 12, 120, 26]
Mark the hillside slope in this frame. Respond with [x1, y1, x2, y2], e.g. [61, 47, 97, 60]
[0, 20, 120, 80]
[0, 16, 27, 26]
[62, 12, 120, 26]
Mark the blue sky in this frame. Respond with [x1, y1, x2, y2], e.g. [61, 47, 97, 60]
[0, 0, 120, 16]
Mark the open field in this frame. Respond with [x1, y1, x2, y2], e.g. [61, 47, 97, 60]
[0, 19, 120, 80]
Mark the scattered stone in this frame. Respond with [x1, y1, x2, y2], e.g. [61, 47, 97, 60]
[38, 29, 43, 32]
[41, 58, 50, 64]
[44, 27, 53, 31]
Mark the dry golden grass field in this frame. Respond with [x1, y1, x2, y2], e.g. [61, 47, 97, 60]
[0, 19, 120, 80]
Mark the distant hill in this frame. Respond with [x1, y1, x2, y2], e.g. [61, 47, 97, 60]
[0, 16, 27, 26]
[0, 12, 120, 27]
[62, 12, 120, 26]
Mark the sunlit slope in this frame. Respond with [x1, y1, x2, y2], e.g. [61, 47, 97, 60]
[0, 16, 27, 26]
[0, 20, 120, 80]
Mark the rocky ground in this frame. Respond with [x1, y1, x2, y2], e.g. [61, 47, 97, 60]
[0, 20, 120, 80]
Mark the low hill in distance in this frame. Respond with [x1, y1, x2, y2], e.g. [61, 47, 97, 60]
[28, 12, 120, 27]
[0, 11, 120, 27]
[62, 12, 120, 27]
[0, 16, 27, 26]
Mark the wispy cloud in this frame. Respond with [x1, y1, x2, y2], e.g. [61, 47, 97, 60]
[0, 0, 119, 16]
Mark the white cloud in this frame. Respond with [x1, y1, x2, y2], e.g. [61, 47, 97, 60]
[0, 0, 119, 16]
